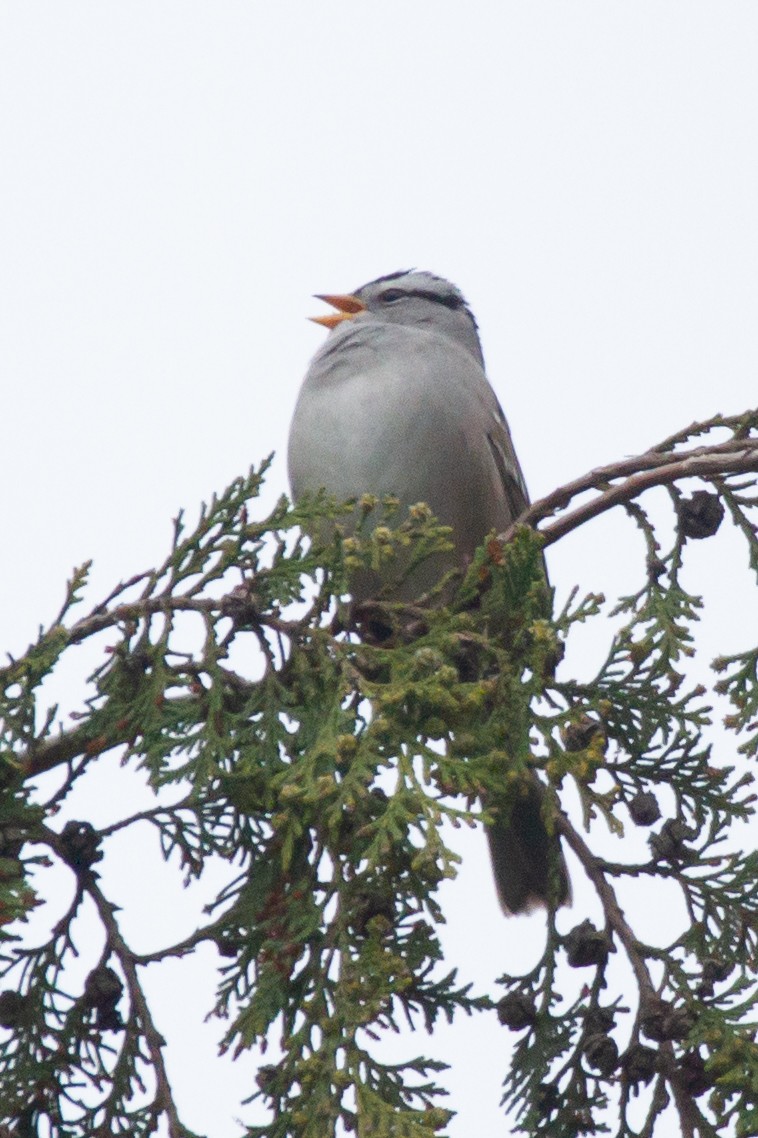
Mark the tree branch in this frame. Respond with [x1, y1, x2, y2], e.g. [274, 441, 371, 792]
[501, 438, 758, 549]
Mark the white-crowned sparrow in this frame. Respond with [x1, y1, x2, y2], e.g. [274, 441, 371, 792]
[288, 270, 569, 916]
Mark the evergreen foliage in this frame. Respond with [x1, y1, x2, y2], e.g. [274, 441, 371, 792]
[1, 411, 757, 1137]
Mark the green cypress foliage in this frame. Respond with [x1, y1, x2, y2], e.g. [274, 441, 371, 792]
[1, 412, 758, 1137]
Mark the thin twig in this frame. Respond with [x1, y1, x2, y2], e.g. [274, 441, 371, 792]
[84, 874, 187, 1138]
[555, 812, 656, 1000]
[556, 811, 711, 1138]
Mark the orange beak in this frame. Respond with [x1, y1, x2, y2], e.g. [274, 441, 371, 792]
[310, 292, 366, 329]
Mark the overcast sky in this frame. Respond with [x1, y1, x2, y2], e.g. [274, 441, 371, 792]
[1, 5, 757, 1136]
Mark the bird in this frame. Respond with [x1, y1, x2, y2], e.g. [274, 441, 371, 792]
[287, 269, 569, 916]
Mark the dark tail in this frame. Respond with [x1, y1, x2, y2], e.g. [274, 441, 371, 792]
[485, 778, 571, 916]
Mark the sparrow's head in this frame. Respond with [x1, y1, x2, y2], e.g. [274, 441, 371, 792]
[312, 270, 484, 366]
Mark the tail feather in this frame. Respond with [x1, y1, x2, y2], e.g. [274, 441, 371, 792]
[485, 779, 570, 916]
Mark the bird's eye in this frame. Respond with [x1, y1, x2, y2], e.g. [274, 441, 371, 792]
[380, 288, 405, 304]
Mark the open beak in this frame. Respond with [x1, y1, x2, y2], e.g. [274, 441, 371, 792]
[310, 292, 366, 329]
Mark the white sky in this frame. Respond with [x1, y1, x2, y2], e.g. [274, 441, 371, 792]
[1, 4, 757, 1136]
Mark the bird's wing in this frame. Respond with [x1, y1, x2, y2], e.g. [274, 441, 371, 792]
[484, 391, 532, 523]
